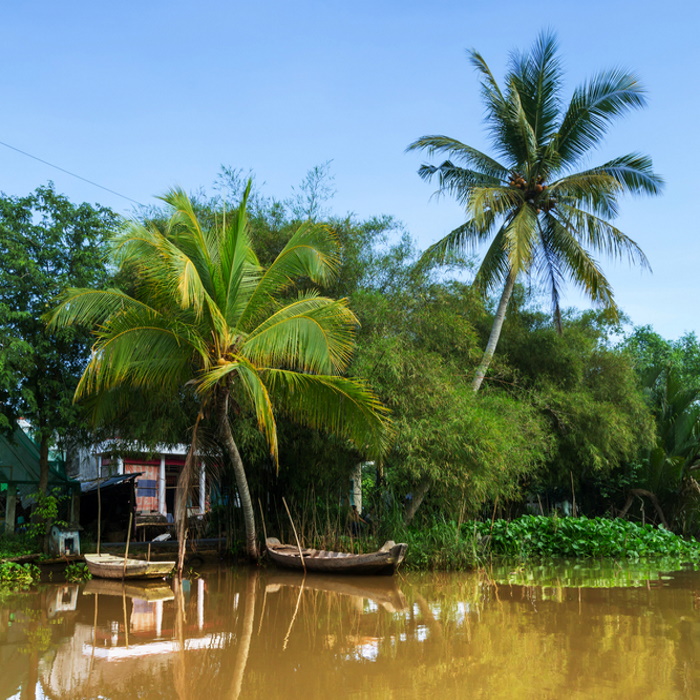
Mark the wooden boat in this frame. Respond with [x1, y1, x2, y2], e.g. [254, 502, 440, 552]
[265, 537, 407, 575]
[84, 553, 175, 580]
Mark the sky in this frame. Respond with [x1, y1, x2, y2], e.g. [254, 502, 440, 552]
[1, 1, 697, 340]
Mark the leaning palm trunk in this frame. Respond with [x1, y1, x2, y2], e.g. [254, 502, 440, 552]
[175, 413, 204, 577]
[175, 468, 190, 578]
[218, 393, 259, 561]
[472, 271, 516, 392]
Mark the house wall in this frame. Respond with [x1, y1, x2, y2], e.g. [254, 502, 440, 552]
[124, 462, 160, 513]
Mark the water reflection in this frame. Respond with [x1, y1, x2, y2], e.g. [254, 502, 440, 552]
[1, 562, 700, 698]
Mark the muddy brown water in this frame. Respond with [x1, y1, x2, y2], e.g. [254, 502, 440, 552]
[1, 561, 700, 699]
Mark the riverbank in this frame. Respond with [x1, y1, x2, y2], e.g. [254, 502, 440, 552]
[2, 516, 699, 591]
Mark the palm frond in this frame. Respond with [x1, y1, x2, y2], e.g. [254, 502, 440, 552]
[417, 162, 504, 199]
[217, 183, 262, 327]
[235, 361, 279, 465]
[557, 202, 651, 269]
[503, 204, 539, 275]
[76, 319, 201, 399]
[509, 31, 562, 145]
[238, 220, 340, 329]
[534, 216, 569, 329]
[505, 76, 539, 169]
[420, 215, 497, 265]
[557, 69, 647, 165]
[588, 153, 664, 195]
[542, 210, 617, 310]
[160, 187, 215, 271]
[407, 136, 509, 179]
[112, 220, 227, 336]
[472, 223, 511, 295]
[469, 186, 523, 225]
[243, 295, 357, 374]
[46, 287, 154, 330]
[262, 369, 392, 459]
[550, 171, 622, 219]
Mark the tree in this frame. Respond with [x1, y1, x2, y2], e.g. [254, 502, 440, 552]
[48, 184, 390, 560]
[351, 263, 550, 523]
[0, 184, 118, 492]
[408, 32, 662, 391]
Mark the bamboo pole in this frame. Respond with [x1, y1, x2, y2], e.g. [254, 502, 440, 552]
[122, 510, 133, 579]
[282, 497, 305, 574]
[257, 498, 268, 543]
[96, 479, 102, 556]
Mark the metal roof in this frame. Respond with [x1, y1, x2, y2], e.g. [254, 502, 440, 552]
[81, 472, 141, 493]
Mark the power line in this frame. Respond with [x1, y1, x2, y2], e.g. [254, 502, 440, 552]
[0, 138, 145, 207]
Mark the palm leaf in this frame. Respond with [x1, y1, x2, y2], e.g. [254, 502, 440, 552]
[262, 369, 392, 459]
[238, 220, 340, 329]
[243, 295, 357, 374]
[407, 136, 509, 180]
[557, 69, 647, 165]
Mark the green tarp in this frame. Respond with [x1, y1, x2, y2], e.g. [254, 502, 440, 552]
[0, 425, 74, 487]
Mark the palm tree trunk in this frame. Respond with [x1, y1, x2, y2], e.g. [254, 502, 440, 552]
[472, 271, 516, 392]
[38, 432, 50, 495]
[218, 393, 259, 561]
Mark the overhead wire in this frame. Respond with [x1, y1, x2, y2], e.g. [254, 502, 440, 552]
[0, 138, 145, 207]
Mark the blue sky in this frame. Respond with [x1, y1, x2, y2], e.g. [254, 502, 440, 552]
[2, 2, 697, 340]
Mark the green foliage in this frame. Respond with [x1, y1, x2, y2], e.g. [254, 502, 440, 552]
[0, 561, 41, 589]
[0, 184, 118, 481]
[64, 562, 91, 582]
[474, 515, 700, 560]
[401, 519, 480, 570]
[511, 310, 654, 485]
[622, 326, 700, 389]
[0, 534, 35, 559]
[24, 490, 66, 544]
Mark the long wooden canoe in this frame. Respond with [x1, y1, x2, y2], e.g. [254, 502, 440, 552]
[84, 553, 175, 580]
[265, 537, 407, 575]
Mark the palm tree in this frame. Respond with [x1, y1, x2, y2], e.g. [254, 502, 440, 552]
[48, 184, 390, 560]
[408, 32, 663, 391]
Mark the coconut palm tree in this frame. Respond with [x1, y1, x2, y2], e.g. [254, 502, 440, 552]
[408, 32, 663, 391]
[48, 184, 390, 560]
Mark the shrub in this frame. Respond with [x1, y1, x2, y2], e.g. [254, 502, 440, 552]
[0, 562, 41, 589]
[64, 562, 91, 582]
[471, 515, 700, 560]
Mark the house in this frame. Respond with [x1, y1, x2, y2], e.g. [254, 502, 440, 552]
[72, 441, 209, 528]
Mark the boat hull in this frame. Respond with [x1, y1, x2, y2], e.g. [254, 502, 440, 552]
[265, 538, 407, 576]
[84, 554, 175, 580]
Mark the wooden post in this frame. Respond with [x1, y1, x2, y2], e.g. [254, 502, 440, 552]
[4, 483, 17, 535]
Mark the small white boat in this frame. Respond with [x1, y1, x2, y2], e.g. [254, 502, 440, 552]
[84, 553, 175, 580]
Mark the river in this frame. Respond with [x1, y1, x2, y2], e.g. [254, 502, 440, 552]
[1, 561, 699, 699]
